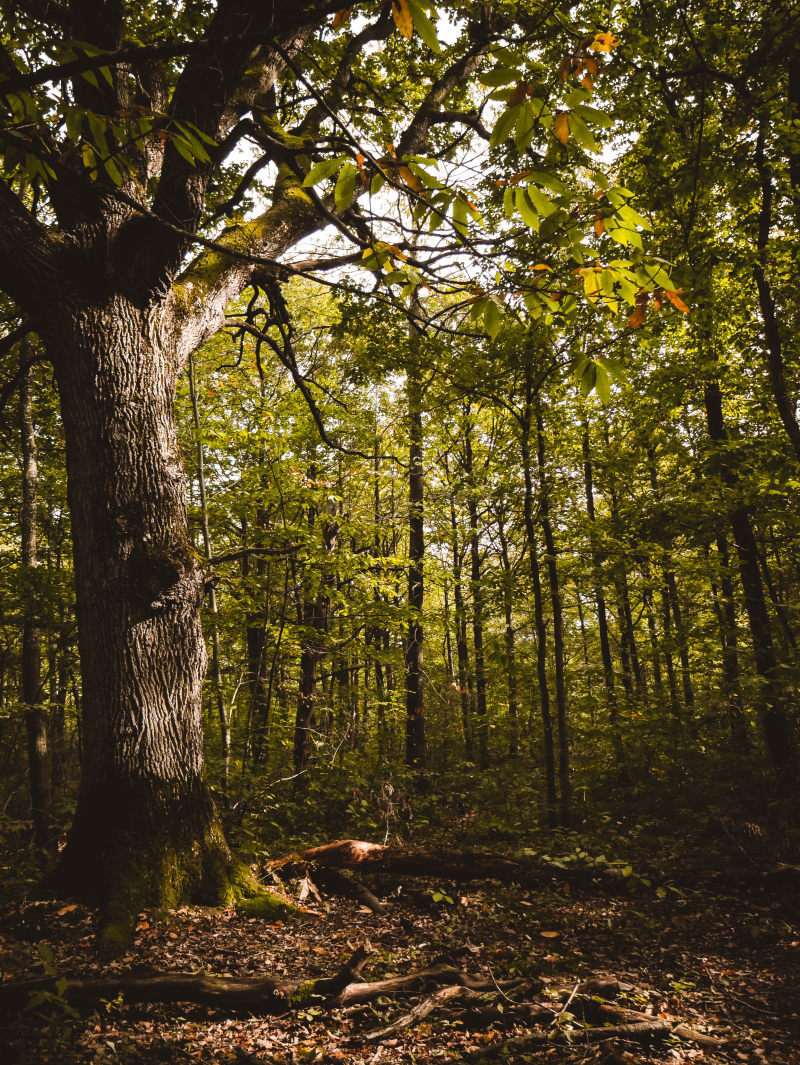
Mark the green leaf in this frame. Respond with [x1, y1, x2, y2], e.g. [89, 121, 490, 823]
[489, 105, 519, 150]
[303, 157, 344, 187]
[483, 298, 502, 340]
[406, 0, 440, 52]
[594, 361, 611, 402]
[479, 66, 517, 87]
[503, 186, 515, 219]
[65, 107, 81, 143]
[568, 113, 599, 152]
[452, 195, 468, 236]
[515, 187, 540, 230]
[526, 184, 556, 216]
[172, 135, 197, 166]
[370, 170, 386, 195]
[335, 161, 357, 211]
[514, 101, 538, 152]
[103, 157, 123, 185]
[574, 104, 613, 128]
[527, 169, 567, 195]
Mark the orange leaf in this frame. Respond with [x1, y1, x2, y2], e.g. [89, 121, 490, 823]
[355, 152, 366, 180]
[594, 216, 605, 236]
[628, 302, 647, 329]
[590, 32, 621, 53]
[554, 111, 570, 145]
[664, 289, 689, 313]
[332, 6, 353, 27]
[584, 57, 599, 74]
[540, 930, 561, 938]
[581, 74, 594, 91]
[391, 0, 413, 39]
[557, 58, 572, 81]
[57, 904, 78, 916]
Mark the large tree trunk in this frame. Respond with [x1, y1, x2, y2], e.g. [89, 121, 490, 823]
[44, 298, 240, 951]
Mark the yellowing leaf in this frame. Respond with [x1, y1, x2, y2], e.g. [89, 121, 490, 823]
[533, 263, 552, 271]
[392, 0, 413, 39]
[397, 165, 423, 192]
[554, 111, 570, 145]
[590, 32, 621, 53]
[664, 289, 689, 313]
[540, 930, 561, 938]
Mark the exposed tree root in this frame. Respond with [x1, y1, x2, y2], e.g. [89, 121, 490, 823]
[0, 944, 733, 1055]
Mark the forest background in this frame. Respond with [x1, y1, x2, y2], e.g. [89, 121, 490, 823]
[0, 1, 799, 1058]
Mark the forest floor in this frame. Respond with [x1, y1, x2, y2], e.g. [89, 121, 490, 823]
[1, 803, 799, 1065]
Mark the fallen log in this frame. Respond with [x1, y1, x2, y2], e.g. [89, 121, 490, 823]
[269, 839, 624, 889]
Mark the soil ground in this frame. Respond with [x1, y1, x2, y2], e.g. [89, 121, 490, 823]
[1, 818, 799, 1065]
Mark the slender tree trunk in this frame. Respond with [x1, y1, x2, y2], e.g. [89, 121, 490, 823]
[713, 536, 749, 749]
[534, 389, 570, 825]
[46, 299, 237, 949]
[520, 383, 557, 824]
[294, 487, 338, 775]
[497, 518, 519, 757]
[704, 377, 797, 771]
[188, 354, 230, 788]
[20, 345, 50, 852]
[640, 560, 664, 701]
[404, 356, 426, 767]
[463, 417, 489, 768]
[664, 569, 695, 721]
[582, 419, 627, 782]
[446, 463, 474, 757]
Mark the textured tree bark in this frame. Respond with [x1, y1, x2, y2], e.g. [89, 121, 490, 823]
[20, 344, 50, 852]
[188, 354, 230, 787]
[43, 297, 242, 951]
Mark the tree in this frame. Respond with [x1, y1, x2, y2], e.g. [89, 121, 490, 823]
[0, 0, 702, 943]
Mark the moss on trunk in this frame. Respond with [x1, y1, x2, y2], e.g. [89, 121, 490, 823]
[43, 776, 288, 953]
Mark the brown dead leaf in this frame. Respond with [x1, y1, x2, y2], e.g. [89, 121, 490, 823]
[332, 6, 353, 27]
